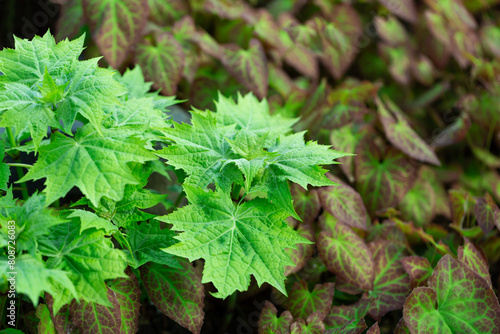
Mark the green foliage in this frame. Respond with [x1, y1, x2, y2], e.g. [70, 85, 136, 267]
[4, 0, 500, 330]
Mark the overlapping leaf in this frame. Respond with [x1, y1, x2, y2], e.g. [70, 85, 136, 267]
[401, 256, 433, 288]
[474, 193, 499, 234]
[403, 255, 500, 333]
[285, 280, 335, 320]
[159, 186, 309, 298]
[368, 240, 411, 320]
[140, 261, 204, 334]
[135, 32, 185, 96]
[38, 220, 128, 312]
[355, 143, 416, 214]
[318, 215, 374, 290]
[376, 95, 440, 165]
[291, 184, 321, 225]
[83, 0, 150, 68]
[458, 237, 492, 288]
[290, 312, 325, 334]
[318, 174, 368, 230]
[20, 126, 155, 206]
[109, 270, 141, 334]
[399, 171, 436, 227]
[123, 221, 179, 269]
[324, 298, 371, 333]
[258, 301, 294, 334]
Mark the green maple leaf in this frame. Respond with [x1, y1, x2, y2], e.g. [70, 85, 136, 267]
[67, 209, 118, 234]
[38, 219, 128, 311]
[215, 92, 298, 146]
[159, 186, 310, 299]
[158, 110, 242, 192]
[114, 66, 153, 99]
[20, 125, 155, 206]
[0, 193, 67, 255]
[263, 132, 348, 219]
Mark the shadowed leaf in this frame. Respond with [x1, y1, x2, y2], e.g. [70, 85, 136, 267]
[285, 223, 315, 276]
[399, 170, 436, 227]
[45, 294, 80, 334]
[259, 301, 293, 334]
[474, 193, 499, 234]
[366, 323, 380, 334]
[148, 0, 189, 25]
[324, 298, 370, 333]
[285, 280, 335, 320]
[290, 312, 325, 334]
[355, 143, 416, 214]
[401, 256, 433, 288]
[394, 318, 410, 333]
[36, 304, 56, 334]
[141, 261, 205, 334]
[291, 184, 321, 225]
[379, 0, 417, 23]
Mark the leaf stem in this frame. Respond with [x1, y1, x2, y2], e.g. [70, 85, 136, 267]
[6, 128, 29, 200]
[6, 163, 33, 169]
[232, 184, 242, 201]
[6, 127, 17, 148]
[174, 191, 185, 207]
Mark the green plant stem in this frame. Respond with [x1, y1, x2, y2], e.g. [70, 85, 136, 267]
[220, 292, 238, 333]
[114, 230, 133, 255]
[6, 128, 29, 200]
[174, 191, 185, 207]
[6, 163, 33, 169]
[232, 184, 242, 201]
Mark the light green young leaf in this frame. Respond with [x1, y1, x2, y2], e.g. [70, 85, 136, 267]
[159, 186, 310, 299]
[114, 66, 153, 99]
[38, 220, 128, 310]
[67, 209, 117, 234]
[38, 68, 68, 104]
[215, 92, 298, 146]
[20, 126, 155, 207]
[0, 193, 67, 255]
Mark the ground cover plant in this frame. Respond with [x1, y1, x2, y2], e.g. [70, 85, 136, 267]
[1, 0, 500, 333]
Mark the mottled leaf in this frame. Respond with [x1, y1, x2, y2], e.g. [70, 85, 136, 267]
[221, 39, 268, 99]
[376, 95, 440, 165]
[366, 323, 380, 334]
[474, 193, 499, 234]
[399, 171, 436, 227]
[403, 255, 500, 333]
[291, 184, 321, 225]
[401, 256, 433, 288]
[379, 0, 417, 23]
[290, 312, 325, 334]
[141, 261, 204, 334]
[83, 0, 149, 67]
[355, 143, 416, 214]
[70, 288, 122, 334]
[36, 304, 56, 334]
[258, 301, 293, 334]
[458, 237, 493, 289]
[109, 269, 141, 334]
[135, 32, 184, 96]
[285, 280, 335, 320]
[285, 223, 315, 276]
[368, 240, 411, 320]
[318, 174, 368, 230]
[324, 298, 371, 333]
[318, 218, 374, 290]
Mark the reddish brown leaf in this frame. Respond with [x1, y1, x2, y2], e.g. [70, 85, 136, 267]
[46, 294, 80, 334]
[135, 32, 185, 96]
[394, 318, 410, 333]
[148, 0, 189, 26]
[259, 301, 294, 334]
[458, 237, 493, 288]
[221, 39, 268, 99]
[366, 322, 380, 334]
[141, 261, 205, 334]
[368, 240, 411, 320]
[399, 170, 436, 227]
[318, 174, 368, 231]
[401, 256, 433, 288]
[318, 218, 374, 290]
[449, 189, 475, 227]
[379, 0, 417, 23]
[474, 193, 499, 234]
[355, 143, 417, 215]
[83, 0, 150, 68]
[70, 288, 122, 334]
[285, 280, 335, 320]
[324, 298, 371, 333]
[285, 223, 315, 276]
[290, 312, 325, 334]
[109, 269, 141, 334]
[291, 185, 321, 225]
[376, 95, 441, 165]
[55, 0, 85, 41]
